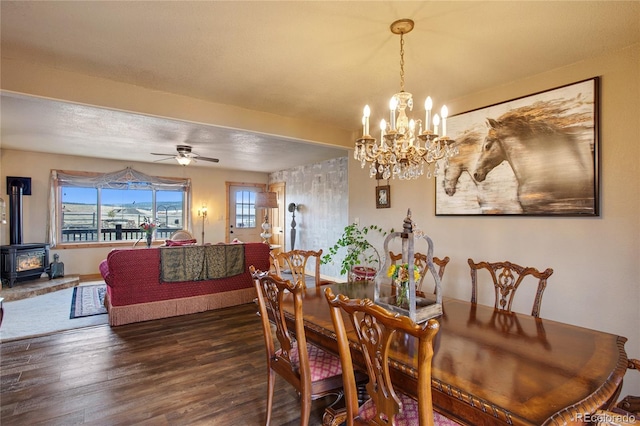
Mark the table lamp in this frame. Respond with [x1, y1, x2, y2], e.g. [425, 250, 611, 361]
[255, 192, 278, 244]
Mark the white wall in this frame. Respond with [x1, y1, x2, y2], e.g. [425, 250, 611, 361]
[349, 44, 640, 397]
[0, 150, 268, 276]
[269, 157, 349, 278]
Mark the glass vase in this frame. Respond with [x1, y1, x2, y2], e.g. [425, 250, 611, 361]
[146, 234, 152, 248]
[395, 280, 409, 308]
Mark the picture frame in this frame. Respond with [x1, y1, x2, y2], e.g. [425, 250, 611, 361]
[376, 185, 390, 209]
[436, 77, 599, 216]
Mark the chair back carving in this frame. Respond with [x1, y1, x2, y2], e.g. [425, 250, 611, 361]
[251, 266, 345, 425]
[389, 251, 450, 295]
[467, 258, 553, 317]
[276, 249, 332, 288]
[324, 287, 440, 426]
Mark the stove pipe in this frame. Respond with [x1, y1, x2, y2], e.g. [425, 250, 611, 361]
[7, 177, 31, 246]
[9, 183, 23, 245]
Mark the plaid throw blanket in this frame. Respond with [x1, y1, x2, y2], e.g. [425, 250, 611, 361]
[159, 244, 245, 283]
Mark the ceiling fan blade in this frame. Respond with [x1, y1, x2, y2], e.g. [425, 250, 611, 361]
[195, 156, 219, 163]
[153, 157, 174, 163]
[150, 152, 177, 156]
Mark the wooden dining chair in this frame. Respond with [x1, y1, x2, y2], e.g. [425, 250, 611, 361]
[467, 258, 554, 318]
[594, 358, 640, 425]
[616, 358, 640, 416]
[275, 249, 335, 289]
[251, 266, 351, 426]
[324, 287, 460, 426]
[389, 251, 450, 296]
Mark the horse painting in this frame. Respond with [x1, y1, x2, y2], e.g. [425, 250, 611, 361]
[442, 130, 522, 214]
[473, 109, 594, 214]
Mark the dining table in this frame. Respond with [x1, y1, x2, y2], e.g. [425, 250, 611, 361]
[280, 281, 629, 426]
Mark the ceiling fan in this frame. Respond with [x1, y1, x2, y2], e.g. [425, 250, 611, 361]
[151, 145, 219, 166]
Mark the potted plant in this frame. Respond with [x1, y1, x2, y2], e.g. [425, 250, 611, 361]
[322, 223, 389, 282]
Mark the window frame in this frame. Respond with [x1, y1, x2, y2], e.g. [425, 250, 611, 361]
[49, 168, 191, 248]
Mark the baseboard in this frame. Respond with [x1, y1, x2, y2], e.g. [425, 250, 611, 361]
[79, 273, 103, 282]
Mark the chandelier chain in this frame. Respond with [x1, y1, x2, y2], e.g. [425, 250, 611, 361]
[399, 33, 405, 93]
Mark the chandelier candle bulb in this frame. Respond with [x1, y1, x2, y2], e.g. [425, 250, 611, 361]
[441, 105, 448, 137]
[433, 114, 440, 136]
[425, 97, 433, 132]
[363, 105, 371, 136]
[380, 119, 386, 143]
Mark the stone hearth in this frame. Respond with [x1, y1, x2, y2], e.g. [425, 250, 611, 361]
[0, 275, 80, 302]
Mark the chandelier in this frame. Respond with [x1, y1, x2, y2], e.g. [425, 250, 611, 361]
[355, 19, 458, 180]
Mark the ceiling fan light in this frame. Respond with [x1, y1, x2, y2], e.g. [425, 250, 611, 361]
[176, 156, 192, 166]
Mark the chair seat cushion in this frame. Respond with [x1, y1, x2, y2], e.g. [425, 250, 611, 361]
[279, 341, 343, 382]
[360, 393, 460, 425]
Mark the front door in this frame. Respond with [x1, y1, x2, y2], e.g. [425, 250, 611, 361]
[227, 183, 265, 243]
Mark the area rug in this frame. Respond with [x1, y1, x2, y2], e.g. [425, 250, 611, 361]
[70, 284, 107, 318]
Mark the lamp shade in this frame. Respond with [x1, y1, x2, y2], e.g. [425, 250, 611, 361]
[255, 192, 278, 209]
[176, 156, 192, 166]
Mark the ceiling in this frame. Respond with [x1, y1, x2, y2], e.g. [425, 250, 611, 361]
[1, 1, 639, 173]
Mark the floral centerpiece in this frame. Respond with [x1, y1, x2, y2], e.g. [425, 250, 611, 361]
[140, 220, 156, 236]
[140, 218, 156, 247]
[387, 263, 420, 307]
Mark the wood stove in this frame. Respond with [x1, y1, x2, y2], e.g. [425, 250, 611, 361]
[1, 244, 50, 288]
[0, 177, 50, 288]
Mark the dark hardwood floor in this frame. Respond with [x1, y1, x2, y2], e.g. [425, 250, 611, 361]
[1, 303, 335, 425]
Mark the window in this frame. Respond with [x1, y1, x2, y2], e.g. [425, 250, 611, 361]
[61, 187, 99, 241]
[50, 168, 191, 246]
[156, 191, 184, 229]
[234, 190, 257, 229]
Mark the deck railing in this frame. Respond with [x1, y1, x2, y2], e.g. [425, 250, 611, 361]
[61, 226, 175, 243]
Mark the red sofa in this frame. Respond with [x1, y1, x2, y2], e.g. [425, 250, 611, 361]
[99, 242, 270, 326]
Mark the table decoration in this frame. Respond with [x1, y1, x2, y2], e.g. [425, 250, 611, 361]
[321, 223, 387, 282]
[375, 210, 442, 322]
